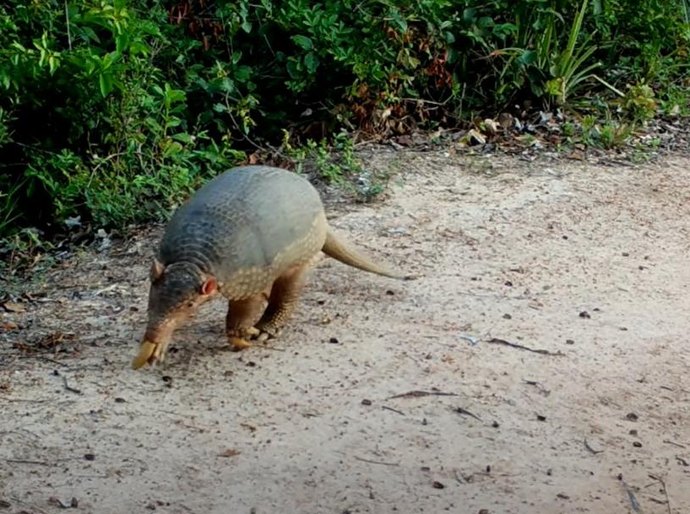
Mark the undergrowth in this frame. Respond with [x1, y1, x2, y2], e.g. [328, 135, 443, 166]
[0, 0, 689, 252]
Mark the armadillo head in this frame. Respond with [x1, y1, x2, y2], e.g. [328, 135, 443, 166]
[131, 258, 218, 369]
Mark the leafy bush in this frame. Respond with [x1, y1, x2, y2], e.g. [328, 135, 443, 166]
[1, 0, 689, 241]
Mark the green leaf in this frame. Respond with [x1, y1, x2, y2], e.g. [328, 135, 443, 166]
[165, 87, 186, 105]
[292, 35, 313, 50]
[518, 50, 537, 66]
[163, 141, 183, 157]
[80, 27, 100, 43]
[115, 34, 129, 54]
[304, 52, 319, 74]
[48, 55, 59, 75]
[99, 72, 114, 97]
[171, 133, 194, 144]
[129, 41, 149, 56]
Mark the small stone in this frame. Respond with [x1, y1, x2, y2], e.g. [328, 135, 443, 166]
[502, 314, 512, 319]
[579, 311, 591, 319]
[432, 481, 445, 489]
[565, 339, 575, 345]
[84, 453, 95, 461]
[361, 399, 372, 406]
[633, 441, 642, 448]
[626, 412, 639, 421]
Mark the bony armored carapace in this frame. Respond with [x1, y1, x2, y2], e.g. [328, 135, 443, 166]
[132, 165, 407, 370]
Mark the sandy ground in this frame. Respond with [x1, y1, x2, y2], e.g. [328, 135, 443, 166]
[1, 150, 689, 514]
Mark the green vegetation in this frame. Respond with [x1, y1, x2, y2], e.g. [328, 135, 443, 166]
[1, 0, 689, 243]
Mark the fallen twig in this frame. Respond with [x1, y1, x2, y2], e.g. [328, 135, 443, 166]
[62, 376, 82, 395]
[0, 397, 49, 403]
[622, 481, 642, 513]
[387, 390, 458, 400]
[381, 405, 405, 416]
[48, 496, 78, 509]
[523, 379, 551, 396]
[649, 474, 672, 514]
[584, 438, 603, 455]
[20, 356, 71, 367]
[487, 338, 564, 356]
[663, 439, 686, 449]
[6, 459, 51, 466]
[353, 456, 399, 467]
[453, 407, 482, 421]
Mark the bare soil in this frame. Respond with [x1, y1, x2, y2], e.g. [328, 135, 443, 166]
[1, 150, 689, 514]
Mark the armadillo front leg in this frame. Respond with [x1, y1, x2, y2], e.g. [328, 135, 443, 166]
[226, 292, 269, 351]
[252, 262, 311, 343]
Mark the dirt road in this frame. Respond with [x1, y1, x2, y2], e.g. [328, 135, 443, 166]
[1, 151, 689, 514]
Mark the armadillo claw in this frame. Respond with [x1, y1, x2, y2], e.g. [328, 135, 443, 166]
[229, 337, 252, 352]
[132, 341, 160, 370]
[254, 332, 271, 344]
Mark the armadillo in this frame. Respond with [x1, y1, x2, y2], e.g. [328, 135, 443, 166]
[132, 165, 403, 369]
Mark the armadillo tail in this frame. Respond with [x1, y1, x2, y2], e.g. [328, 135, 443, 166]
[322, 229, 405, 279]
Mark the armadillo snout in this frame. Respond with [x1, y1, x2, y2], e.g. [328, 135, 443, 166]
[133, 263, 208, 370]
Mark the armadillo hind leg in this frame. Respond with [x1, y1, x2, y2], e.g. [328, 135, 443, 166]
[226, 291, 270, 351]
[252, 259, 315, 343]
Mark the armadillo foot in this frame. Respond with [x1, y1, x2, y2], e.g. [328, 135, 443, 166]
[226, 326, 261, 351]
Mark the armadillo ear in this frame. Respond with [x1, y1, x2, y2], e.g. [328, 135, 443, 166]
[150, 258, 165, 283]
[200, 276, 217, 296]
